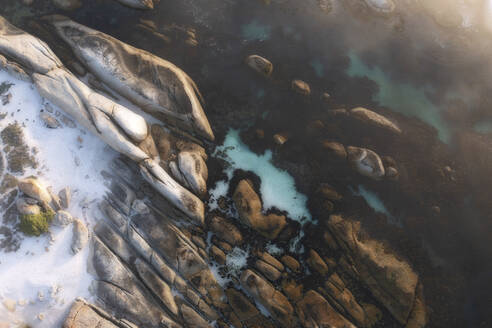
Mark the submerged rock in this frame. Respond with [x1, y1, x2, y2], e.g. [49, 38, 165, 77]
[52, 0, 82, 10]
[113, 0, 155, 10]
[233, 179, 287, 239]
[49, 16, 214, 141]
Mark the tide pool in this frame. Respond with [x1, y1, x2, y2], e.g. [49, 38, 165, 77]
[212, 129, 311, 223]
[347, 52, 451, 143]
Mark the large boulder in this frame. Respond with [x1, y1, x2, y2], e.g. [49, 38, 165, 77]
[63, 299, 120, 328]
[233, 179, 287, 239]
[49, 16, 214, 141]
[326, 215, 421, 325]
[347, 146, 385, 180]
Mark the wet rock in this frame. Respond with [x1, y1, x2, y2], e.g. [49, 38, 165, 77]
[307, 249, 329, 276]
[209, 216, 243, 246]
[281, 279, 303, 302]
[347, 146, 385, 180]
[255, 259, 282, 281]
[258, 251, 284, 272]
[320, 140, 347, 160]
[233, 179, 287, 239]
[273, 133, 288, 145]
[327, 215, 420, 325]
[291, 79, 311, 96]
[40, 112, 60, 128]
[240, 269, 294, 327]
[58, 187, 71, 209]
[210, 245, 226, 264]
[349, 107, 401, 134]
[281, 255, 300, 273]
[71, 219, 88, 254]
[317, 183, 343, 201]
[54, 210, 73, 226]
[246, 55, 273, 76]
[296, 290, 356, 328]
[18, 178, 52, 204]
[16, 197, 41, 215]
[323, 272, 367, 326]
[180, 303, 211, 328]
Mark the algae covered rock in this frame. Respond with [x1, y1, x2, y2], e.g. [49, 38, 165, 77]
[19, 209, 54, 236]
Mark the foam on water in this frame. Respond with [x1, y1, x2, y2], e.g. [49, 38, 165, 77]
[353, 185, 400, 226]
[347, 52, 451, 143]
[310, 59, 324, 77]
[0, 70, 116, 326]
[212, 129, 312, 223]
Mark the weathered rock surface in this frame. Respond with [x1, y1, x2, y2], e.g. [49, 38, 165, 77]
[18, 178, 52, 204]
[350, 107, 401, 134]
[240, 269, 294, 327]
[71, 219, 88, 254]
[50, 16, 214, 141]
[209, 215, 243, 245]
[347, 146, 385, 179]
[63, 299, 130, 328]
[327, 215, 421, 325]
[16, 197, 41, 215]
[113, 0, 155, 10]
[296, 290, 356, 328]
[246, 54, 273, 76]
[54, 210, 73, 226]
[292, 79, 311, 95]
[233, 179, 286, 239]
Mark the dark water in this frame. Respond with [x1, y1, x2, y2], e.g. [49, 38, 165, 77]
[4, 0, 492, 326]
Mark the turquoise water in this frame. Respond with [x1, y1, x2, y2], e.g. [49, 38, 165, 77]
[212, 129, 312, 223]
[347, 52, 451, 143]
[310, 59, 324, 77]
[241, 20, 271, 41]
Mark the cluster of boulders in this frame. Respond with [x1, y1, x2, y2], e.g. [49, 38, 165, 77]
[15, 177, 88, 253]
[0, 13, 428, 328]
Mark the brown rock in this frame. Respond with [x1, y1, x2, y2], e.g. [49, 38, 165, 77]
[320, 140, 347, 160]
[292, 79, 311, 96]
[281, 279, 303, 302]
[226, 288, 260, 321]
[255, 259, 281, 281]
[240, 269, 294, 327]
[258, 251, 284, 271]
[209, 216, 243, 246]
[233, 180, 287, 239]
[210, 245, 226, 265]
[281, 255, 300, 272]
[307, 249, 329, 276]
[246, 55, 273, 76]
[327, 215, 420, 325]
[273, 133, 288, 145]
[317, 183, 343, 201]
[296, 290, 356, 328]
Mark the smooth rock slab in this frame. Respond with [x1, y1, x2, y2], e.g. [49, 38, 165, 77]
[71, 219, 88, 254]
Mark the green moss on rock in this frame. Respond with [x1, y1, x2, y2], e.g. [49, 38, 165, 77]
[19, 209, 54, 236]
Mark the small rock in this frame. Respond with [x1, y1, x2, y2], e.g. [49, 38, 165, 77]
[40, 112, 60, 129]
[16, 197, 41, 215]
[61, 115, 76, 128]
[273, 133, 288, 145]
[291, 79, 311, 96]
[307, 249, 329, 275]
[210, 245, 226, 265]
[255, 259, 281, 281]
[58, 187, 71, 209]
[347, 146, 385, 180]
[281, 255, 300, 272]
[209, 216, 243, 246]
[246, 55, 273, 76]
[1, 93, 12, 105]
[317, 183, 343, 201]
[71, 219, 88, 254]
[2, 299, 16, 312]
[320, 140, 347, 160]
[54, 210, 73, 226]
